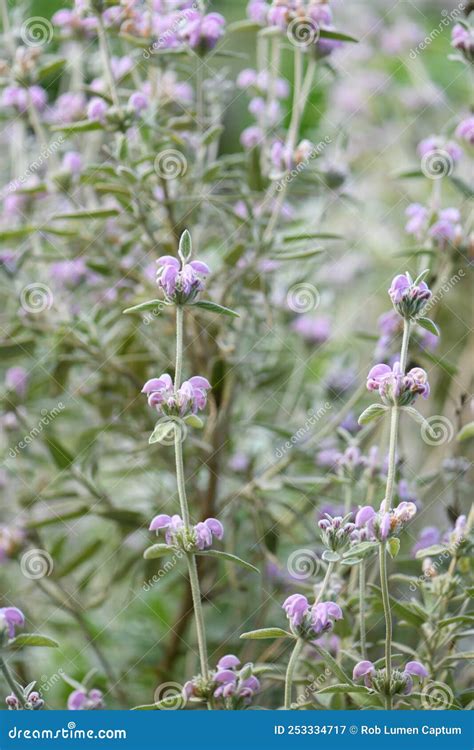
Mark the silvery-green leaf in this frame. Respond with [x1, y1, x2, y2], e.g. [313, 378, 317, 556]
[417, 317, 440, 337]
[240, 628, 293, 639]
[149, 422, 175, 444]
[358, 404, 388, 425]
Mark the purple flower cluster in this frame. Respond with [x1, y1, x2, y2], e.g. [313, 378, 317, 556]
[283, 595, 342, 638]
[417, 135, 462, 164]
[388, 273, 432, 319]
[238, 67, 289, 151]
[451, 23, 474, 62]
[247, 1, 343, 59]
[142, 374, 211, 418]
[367, 361, 430, 406]
[67, 689, 104, 711]
[183, 654, 260, 708]
[6, 690, 44, 711]
[149, 513, 223, 551]
[456, 116, 474, 146]
[353, 659, 427, 695]
[319, 514, 355, 553]
[353, 501, 417, 543]
[97, 2, 225, 53]
[156, 254, 210, 304]
[405, 204, 463, 248]
[0, 607, 25, 640]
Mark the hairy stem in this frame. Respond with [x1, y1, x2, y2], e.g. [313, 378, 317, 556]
[284, 637, 303, 709]
[173, 304, 209, 680]
[359, 560, 367, 659]
[315, 561, 334, 605]
[379, 542, 393, 710]
[0, 657, 26, 708]
[96, 14, 121, 112]
[379, 317, 411, 708]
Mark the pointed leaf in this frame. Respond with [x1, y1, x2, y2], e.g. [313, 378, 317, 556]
[240, 628, 293, 639]
[179, 230, 192, 262]
[123, 300, 164, 315]
[457, 422, 474, 442]
[7, 634, 59, 650]
[143, 544, 175, 560]
[149, 422, 175, 444]
[358, 404, 388, 425]
[195, 549, 258, 573]
[417, 317, 440, 337]
[192, 300, 239, 318]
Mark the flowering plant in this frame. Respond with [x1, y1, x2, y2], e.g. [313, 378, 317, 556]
[0, 0, 471, 718]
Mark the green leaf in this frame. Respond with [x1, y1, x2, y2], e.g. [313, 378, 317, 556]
[143, 544, 175, 560]
[270, 247, 325, 260]
[195, 549, 259, 573]
[179, 229, 192, 261]
[311, 645, 352, 684]
[227, 19, 262, 33]
[417, 317, 440, 337]
[192, 300, 240, 318]
[318, 28, 358, 43]
[358, 403, 388, 425]
[401, 406, 429, 429]
[415, 544, 449, 559]
[51, 208, 120, 221]
[449, 175, 474, 199]
[322, 550, 341, 563]
[387, 538, 400, 559]
[394, 168, 424, 179]
[457, 421, 474, 442]
[37, 58, 66, 81]
[45, 435, 74, 470]
[97, 509, 145, 527]
[123, 299, 164, 315]
[57, 540, 102, 578]
[343, 541, 378, 560]
[283, 232, 344, 242]
[7, 634, 59, 649]
[0, 226, 36, 240]
[149, 421, 175, 445]
[240, 628, 293, 640]
[51, 120, 103, 134]
[317, 684, 369, 695]
[184, 414, 203, 429]
[202, 125, 223, 145]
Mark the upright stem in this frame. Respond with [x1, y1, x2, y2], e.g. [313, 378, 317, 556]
[96, 14, 121, 112]
[0, 657, 26, 708]
[399, 320, 411, 374]
[173, 304, 208, 680]
[315, 561, 334, 605]
[379, 317, 411, 709]
[185, 553, 209, 680]
[384, 406, 400, 513]
[379, 543, 393, 710]
[284, 638, 303, 709]
[359, 560, 367, 659]
[175, 306, 184, 388]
